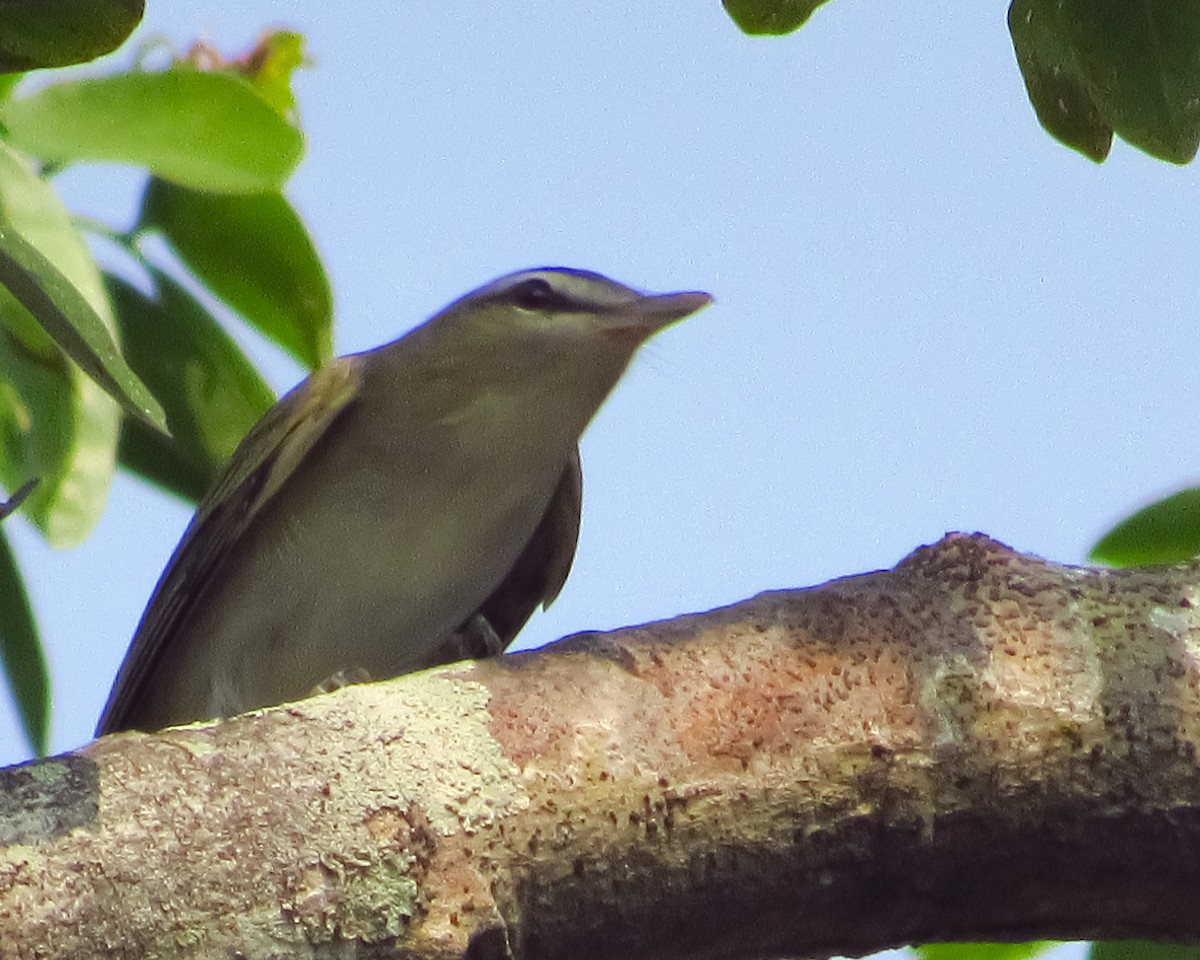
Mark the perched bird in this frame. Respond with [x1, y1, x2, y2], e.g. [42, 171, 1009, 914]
[97, 267, 711, 734]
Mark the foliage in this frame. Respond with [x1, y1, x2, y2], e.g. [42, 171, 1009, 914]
[912, 941, 1200, 960]
[0, 15, 330, 755]
[1009, 0, 1200, 163]
[0, 0, 143, 72]
[917, 944, 1055, 960]
[1091, 943, 1200, 960]
[722, 0, 831, 34]
[724, 0, 1200, 164]
[1091, 488, 1200, 567]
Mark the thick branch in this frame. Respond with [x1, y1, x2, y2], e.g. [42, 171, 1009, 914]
[3, 533, 1200, 959]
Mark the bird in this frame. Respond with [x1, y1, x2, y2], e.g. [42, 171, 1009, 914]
[96, 267, 711, 734]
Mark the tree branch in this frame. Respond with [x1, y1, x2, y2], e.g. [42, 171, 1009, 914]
[3, 533, 1199, 959]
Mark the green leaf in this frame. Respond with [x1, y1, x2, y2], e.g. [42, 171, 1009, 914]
[1092, 944, 1200, 960]
[918, 944, 1056, 960]
[118, 416, 209, 504]
[722, 0, 831, 35]
[0, 0, 143, 73]
[0, 69, 303, 193]
[108, 270, 275, 502]
[0, 73, 24, 102]
[139, 179, 332, 370]
[1090, 487, 1200, 567]
[1008, 0, 1113, 162]
[0, 328, 78, 543]
[0, 527, 47, 756]
[0, 224, 166, 433]
[0, 141, 120, 546]
[1060, 0, 1200, 164]
[1009, 0, 1200, 163]
[205, 30, 306, 120]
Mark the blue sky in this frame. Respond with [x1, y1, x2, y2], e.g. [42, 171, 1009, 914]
[2, 0, 1196, 830]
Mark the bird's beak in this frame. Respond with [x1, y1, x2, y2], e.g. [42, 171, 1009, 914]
[606, 290, 713, 343]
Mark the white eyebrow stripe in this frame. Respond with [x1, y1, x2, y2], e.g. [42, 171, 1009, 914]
[473, 267, 644, 311]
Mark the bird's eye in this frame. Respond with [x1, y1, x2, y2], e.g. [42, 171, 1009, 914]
[507, 278, 559, 311]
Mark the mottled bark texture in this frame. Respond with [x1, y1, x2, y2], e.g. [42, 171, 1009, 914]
[3, 533, 1200, 959]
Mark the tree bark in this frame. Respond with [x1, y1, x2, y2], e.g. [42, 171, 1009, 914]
[3, 533, 1199, 959]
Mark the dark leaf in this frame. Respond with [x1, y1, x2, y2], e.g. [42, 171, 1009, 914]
[139, 179, 332, 370]
[0, 528, 48, 756]
[0, 0, 143, 72]
[1008, 0, 1113, 162]
[0, 224, 166, 433]
[1009, 0, 1200, 163]
[107, 270, 275, 501]
[1092, 944, 1200, 960]
[1061, 0, 1200, 163]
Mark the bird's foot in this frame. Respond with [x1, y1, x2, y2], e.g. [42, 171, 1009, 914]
[459, 614, 505, 659]
[310, 666, 373, 696]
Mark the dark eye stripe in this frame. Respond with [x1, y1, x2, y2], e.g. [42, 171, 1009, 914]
[501, 278, 579, 312]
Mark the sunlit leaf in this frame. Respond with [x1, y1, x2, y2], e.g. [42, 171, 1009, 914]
[1091, 487, 1200, 567]
[0, 73, 22, 102]
[239, 31, 306, 119]
[180, 30, 306, 120]
[0, 69, 303, 192]
[722, 0, 830, 35]
[0, 225, 166, 433]
[918, 943, 1056, 960]
[0, 142, 122, 546]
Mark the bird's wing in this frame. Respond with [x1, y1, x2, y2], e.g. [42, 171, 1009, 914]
[96, 357, 362, 735]
[468, 446, 583, 649]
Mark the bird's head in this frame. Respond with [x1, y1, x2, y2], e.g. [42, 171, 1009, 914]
[426, 267, 712, 373]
